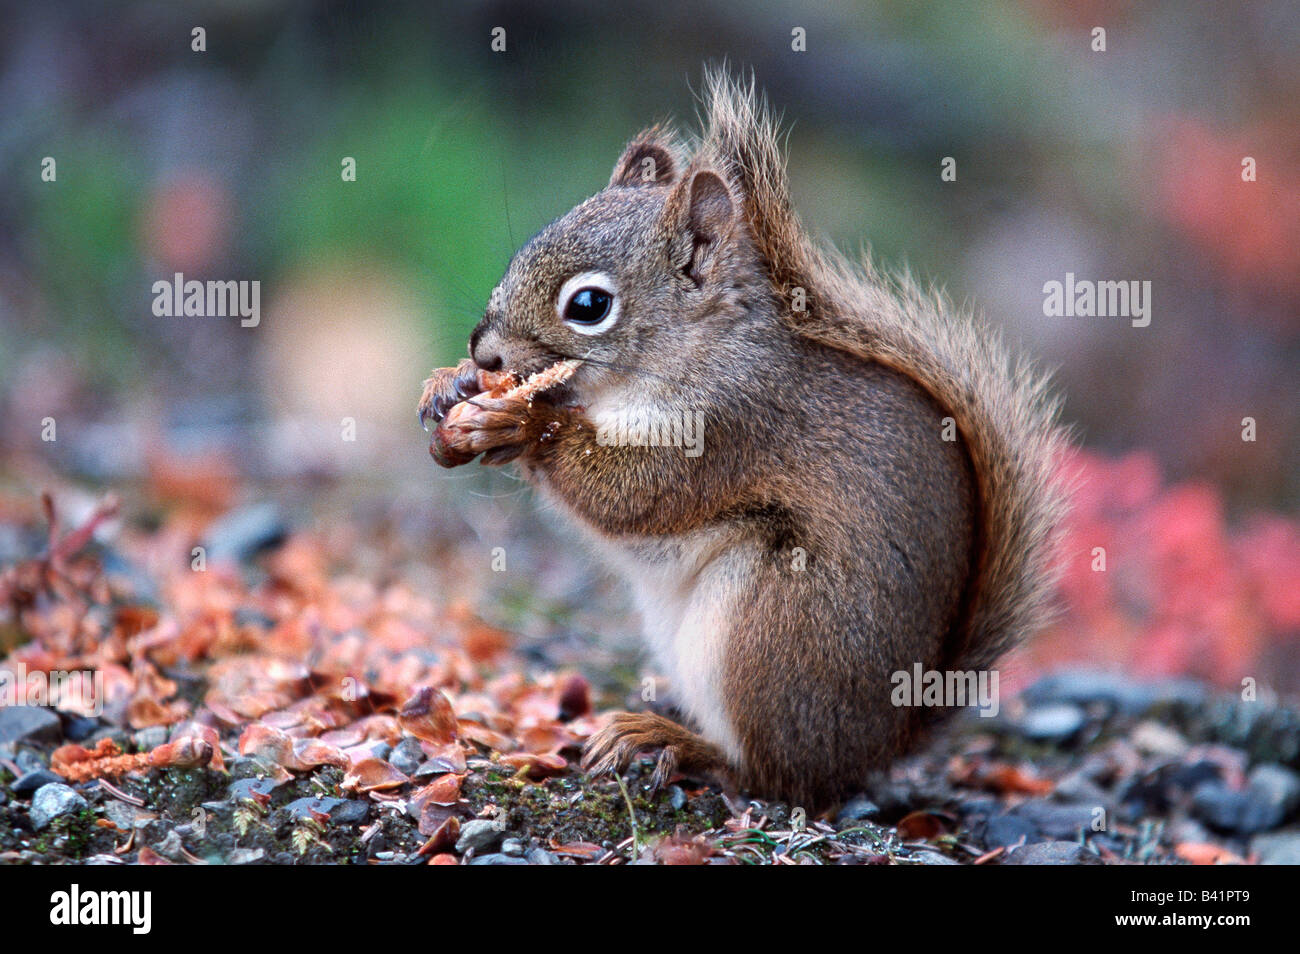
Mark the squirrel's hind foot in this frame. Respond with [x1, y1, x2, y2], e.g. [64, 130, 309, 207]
[581, 711, 729, 793]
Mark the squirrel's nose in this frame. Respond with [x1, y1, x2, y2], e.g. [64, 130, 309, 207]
[469, 327, 503, 371]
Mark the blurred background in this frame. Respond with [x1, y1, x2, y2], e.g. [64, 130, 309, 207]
[1, 1, 1296, 690]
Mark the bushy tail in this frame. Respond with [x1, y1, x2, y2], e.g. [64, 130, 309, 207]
[698, 68, 1070, 670]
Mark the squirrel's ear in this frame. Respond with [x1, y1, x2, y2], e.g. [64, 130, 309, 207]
[610, 134, 677, 187]
[666, 168, 738, 285]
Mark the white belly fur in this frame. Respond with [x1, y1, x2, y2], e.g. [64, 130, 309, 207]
[538, 486, 750, 765]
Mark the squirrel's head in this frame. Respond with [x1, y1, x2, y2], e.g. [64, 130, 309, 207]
[468, 128, 770, 400]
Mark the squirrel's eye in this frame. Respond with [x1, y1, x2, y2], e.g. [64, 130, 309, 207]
[564, 287, 612, 324]
[557, 271, 620, 335]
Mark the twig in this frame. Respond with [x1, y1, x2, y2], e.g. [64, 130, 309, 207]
[615, 774, 643, 859]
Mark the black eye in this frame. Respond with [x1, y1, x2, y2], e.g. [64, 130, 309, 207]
[564, 287, 612, 324]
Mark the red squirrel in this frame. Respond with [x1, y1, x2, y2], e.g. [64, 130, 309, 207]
[419, 71, 1066, 810]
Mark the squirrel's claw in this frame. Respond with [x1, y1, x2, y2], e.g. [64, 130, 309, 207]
[582, 711, 728, 795]
[418, 359, 486, 433]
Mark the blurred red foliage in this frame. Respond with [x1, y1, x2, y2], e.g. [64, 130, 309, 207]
[1019, 448, 1300, 691]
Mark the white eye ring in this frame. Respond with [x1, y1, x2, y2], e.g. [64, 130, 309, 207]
[557, 271, 620, 335]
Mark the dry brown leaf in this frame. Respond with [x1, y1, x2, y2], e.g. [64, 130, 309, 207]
[342, 757, 409, 793]
[896, 810, 948, 841]
[398, 686, 459, 744]
[498, 751, 568, 779]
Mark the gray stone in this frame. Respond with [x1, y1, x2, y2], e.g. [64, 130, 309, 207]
[527, 847, 557, 865]
[330, 800, 370, 826]
[153, 829, 185, 861]
[501, 838, 526, 857]
[1052, 771, 1110, 806]
[1004, 841, 1102, 865]
[133, 726, 169, 751]
[456, 818, 507, 854]
[1021, 671, 1153, 714]
[1018, 703, 1085, 742]
[30, 783, 88, 830]
[12, 769, 61, 796]
[284, 796, 343, 820]
[468, 852, 530, 865]
[910, 850, 960, 865]
[1240, 764, 1300, 833]
[15, 749, 46, 773]
[227, 848, 265, 865]
[1130, 720, 1188, 758]
[1191, 781, 1249, 832]
[0, 707, 61, 745]
[388, 737, 424, 776]
[63, 716, 101, 742]
[228, 776, 279, 801]
[983, 813, 1042, 849]
[668, 785, 687, 811]
[836, 795, 881, 824]
[1251, 831, 1300, 865]
[1014, 801, 1100, 840]
[203, 503, 287, 564]
[102, 800, 151, 831]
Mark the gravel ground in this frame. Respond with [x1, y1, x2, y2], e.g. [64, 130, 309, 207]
[1, 489, 1297, 865]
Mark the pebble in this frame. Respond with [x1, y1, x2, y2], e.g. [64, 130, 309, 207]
[909, 850, 960, 865]
[227, 777, 278, 801]
[153, 829, 186, 861]
[102, 800, 150, 831]
[1250, 831, 1300, 865]
[501, 838, 526, 857]
[982, 813, 1041, 849]
[1240, 764, 1300, 833]
[456, 818, 507, 854]
[1004, 841, 1102, 865]
[469, 852, 530, 865]
[527, 847, 557, 865]
[15, 749, 46, 774]
[12, 769, 62, 796]
[1190, 781, 1248, 832]
[1013, 801, 1100, 840]
[836, 795, 881, 825]
[1191, 765, 1300, 835]
[1130, 720, 1189, 758]
[133, 726, 169, 751]
[30, 783, 88, 830]
[1052, 771, 1110, 806]
[284, 797, 343, 820]
[1018, 703, 1085, 742]
[1167, 760, 1222, 793]
[330, 800, 371, 826]
[203, 503, 287, 564]
[62, 716, 102, 742]
[228, 848, 265, 865]
[668, 785, 687, 811]
[0, 707, 62, 746]
[388, 738, 424, 776]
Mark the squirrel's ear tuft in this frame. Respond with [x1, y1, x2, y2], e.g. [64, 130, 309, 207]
[610, 130, 678, 187]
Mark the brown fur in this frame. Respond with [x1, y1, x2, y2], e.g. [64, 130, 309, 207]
[419, 71, 1068, 810]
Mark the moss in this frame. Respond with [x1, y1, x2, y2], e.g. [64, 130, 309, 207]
[461, 759, 729, 855]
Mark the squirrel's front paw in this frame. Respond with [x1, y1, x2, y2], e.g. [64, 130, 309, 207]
[581, 712, 727, 793]
[433, 392, 561, 467]
[419, 359, 485, 430]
